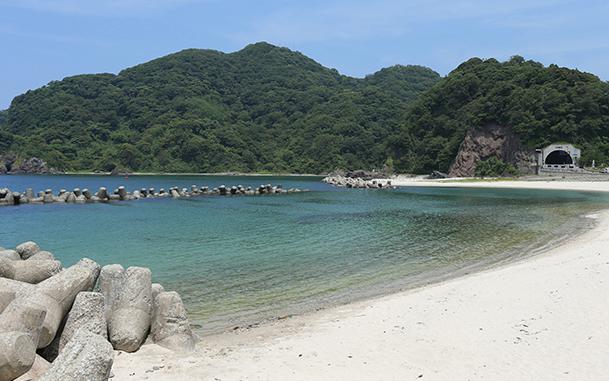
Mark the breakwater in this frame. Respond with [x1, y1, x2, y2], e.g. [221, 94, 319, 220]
[322, 175, 393, 188]
[0, 183, 305, 207]
[0, 240, 196, 380]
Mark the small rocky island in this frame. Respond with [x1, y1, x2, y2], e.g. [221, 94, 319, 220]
[0, 183, 305, 207]
[0, 241, 194, 381]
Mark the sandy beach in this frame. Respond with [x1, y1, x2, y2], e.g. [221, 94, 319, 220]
[380, 175, 609, 193]
[111, 180, 609, 380]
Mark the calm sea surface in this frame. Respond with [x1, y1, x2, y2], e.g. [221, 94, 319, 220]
[1, 175, 607, 334]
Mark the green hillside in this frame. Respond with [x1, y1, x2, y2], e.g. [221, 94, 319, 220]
[0, 42, 440, 173]
[388, 56, 609, 173]
[4, 45, 608, 176]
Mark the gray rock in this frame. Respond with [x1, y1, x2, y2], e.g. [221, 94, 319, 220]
[96, 187, 109, 200]
[0, 290, 16, 314]
[58, 292, 107, 353]
[76, 258, 101, 291]
[428, 170, 449, 179]
[0, 299, 46, 381]
[34, 263, 99, 348]
[16, 241, 41, 260]
[39, 329, 113, 381]
[26, 251, 55, 261]
[151, 283, 165, 301]
[98, 264, 124, 320]
[14, 355, 50, 381]
[151, 291, 195, 352]
[4, 192, 14, 205]
[117, 186, 127, 200]
[0, 257, 62, 284]
[65, 192, 77, 203]
[0, 249, 20, 261]
[36, 316, 66, 363]
[42, 191, 54, 204]
[56, 191, 69, 202]
[0, 278, 35, 299]
[108, 267, 152, 352]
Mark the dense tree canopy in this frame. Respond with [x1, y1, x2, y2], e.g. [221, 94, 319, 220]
[2, 46, 608, 175]
[0, 42, 440, 173]
[388, 56, 609, 173]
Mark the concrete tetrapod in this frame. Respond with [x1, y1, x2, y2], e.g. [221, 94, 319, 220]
[0, 299, 46, 381]
[33, 260, 101, 348]
[0, 250, 20, 261]
[15, 242, 40, 260]
[0, 290, 16, 314]
[39, 329, 114, 381]
[150, 291, 196, 352]
[14, 355, 50, 381]
[107, 266, 152, 352]
[98, 264, 124, 320]
[26, 251, 56, 261]
[0, 257, 62, 284]
[151, 283, 165, 301]
[58, 291, 107, 353]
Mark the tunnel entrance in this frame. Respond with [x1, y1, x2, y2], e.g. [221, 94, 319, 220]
[544, 150, 573, 165]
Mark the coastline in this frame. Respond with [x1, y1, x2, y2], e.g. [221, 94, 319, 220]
[60, 171, 324, 177]
[377, 175, 609, 193]
[111, 206, 609, 379]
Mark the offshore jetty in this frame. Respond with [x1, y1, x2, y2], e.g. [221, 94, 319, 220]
[0, 183, 305, 207]
[0, 241, 195, 381]
[322, 175, 393, 188]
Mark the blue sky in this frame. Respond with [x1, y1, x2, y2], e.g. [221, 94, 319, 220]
[1, 0, 608, 108]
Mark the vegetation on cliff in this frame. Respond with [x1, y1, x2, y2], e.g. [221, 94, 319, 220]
[0, 42, 439, 173]
[389, 56, 609, 173]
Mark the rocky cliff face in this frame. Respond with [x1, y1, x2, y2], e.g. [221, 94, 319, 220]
[448, 125, 534, 177]
[0, 155, 61, 174]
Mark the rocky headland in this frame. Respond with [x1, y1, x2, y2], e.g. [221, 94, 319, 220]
[0, 156, 61, 175]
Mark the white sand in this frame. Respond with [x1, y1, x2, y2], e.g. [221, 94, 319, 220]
[379, 175, 609, 193]
[112, 190, 609, 381]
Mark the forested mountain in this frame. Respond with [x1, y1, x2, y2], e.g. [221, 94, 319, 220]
[0, 42, 440, 173]
[388, 56, 609, 173]
[2, 45, 608, 175]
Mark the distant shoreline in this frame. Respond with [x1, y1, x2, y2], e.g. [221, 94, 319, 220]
[373, 175, 609, 193]
[62, 172, 324, 177]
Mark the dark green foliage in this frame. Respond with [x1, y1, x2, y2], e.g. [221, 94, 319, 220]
[0, 42, 440, 173]
[390, 56, 609, 173]
[4, 48, 608, 175]
[474, 156, 517, 177]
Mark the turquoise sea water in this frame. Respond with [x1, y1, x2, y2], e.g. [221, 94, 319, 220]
[1, 175, 607, 334]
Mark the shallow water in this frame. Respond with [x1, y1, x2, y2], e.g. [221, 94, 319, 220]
[1, 175, 607, 334]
